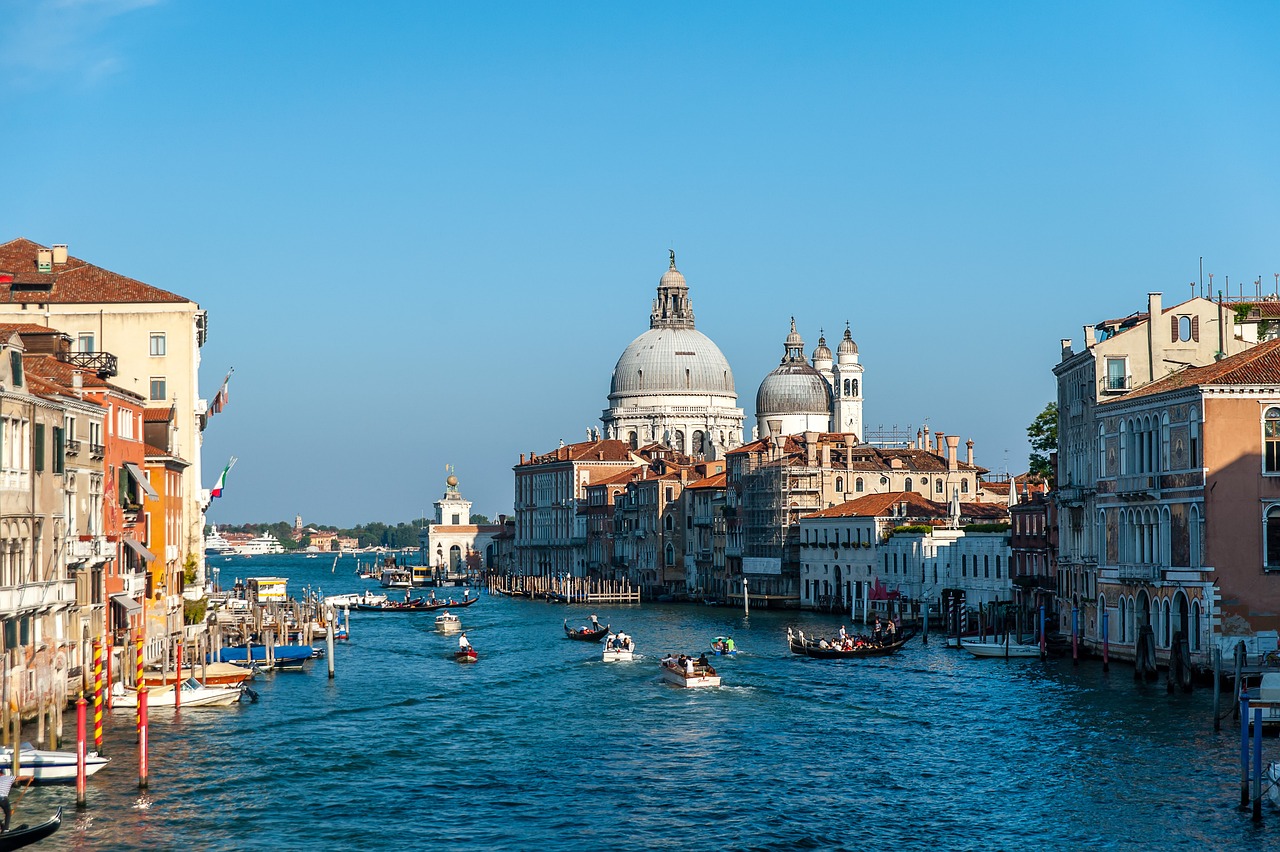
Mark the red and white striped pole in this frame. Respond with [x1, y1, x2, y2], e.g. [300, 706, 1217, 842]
[138, 686, 149, 789]
[91, 639, 104, 752]
[75, 695, 87, 808]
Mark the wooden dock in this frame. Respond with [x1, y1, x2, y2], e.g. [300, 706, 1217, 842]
[488, 574, 640, 604]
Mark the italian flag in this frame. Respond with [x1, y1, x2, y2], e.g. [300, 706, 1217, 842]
[211, 457, 237, 498]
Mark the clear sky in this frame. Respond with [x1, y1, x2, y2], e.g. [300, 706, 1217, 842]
[3, 1, 1279, 527]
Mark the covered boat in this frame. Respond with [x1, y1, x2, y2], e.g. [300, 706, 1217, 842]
[0, 744, 109, 784]
[602, 632, 635, 662]
[213, 644, 315, 670]
[435, 611, 461, 632]
[1268, 761, 1280, 808]
[786, 627, 914, 658]
[659, 656, 720, 688]
[564, 618, 609, 641]
[142, 662, 253, 687]
[0, 807, 61, 851]
[961, 639, 1042, 659]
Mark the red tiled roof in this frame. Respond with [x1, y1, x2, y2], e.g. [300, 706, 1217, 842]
[0, 322, 65, 337]
[0, 238, 192, 304]
[805, 491, 943, 519]
[22, 354, 115, 390]
[144, 407, 174, 422]
[685, 472, 727, 489]
[523, 439, 636, 465]
[1105, 337, 1280, 404]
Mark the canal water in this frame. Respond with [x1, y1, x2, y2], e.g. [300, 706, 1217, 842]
[19, 554, 1278, 850]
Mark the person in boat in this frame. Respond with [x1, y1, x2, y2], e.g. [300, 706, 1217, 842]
[458, 632, 471, 650]
[838, 625, 848, 641]
[873, 617, 883, 644]
[697, 652, 709, 668]
[725, 637, 735, 653]
[684, 656, 696, 675]
[0, 767, 12, 832]
[589, 614, 601, 630]
[885, 619, 898, 642]
[661, 653, 675, 667]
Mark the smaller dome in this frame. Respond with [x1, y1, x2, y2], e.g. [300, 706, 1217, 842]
[756, 363, 833, 416]
[785, 316, 803, 352]
[838, 325, 858, 356]
[812, 333, 832, 362]
[660, 249, 687, 290]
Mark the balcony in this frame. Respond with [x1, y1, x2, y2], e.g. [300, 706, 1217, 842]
[57, 350, 118, 378]
[0, 579, 77, 615]
[66, 439, 82, 457]
[89, 443, 105, 459]
[1116, 474, 1157, 498]
[1116, 563, 1158, 582]
[69, 536, 109, 561]
[1102, 375, 1132, 394]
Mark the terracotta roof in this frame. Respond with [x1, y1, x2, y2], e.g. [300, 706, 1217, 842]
[685, 471, 727, 489]
[523, 438, 636, 465]
[1105, 337, 1280, 404]
[0, 322, 64, 337]
[0, 238, 192, 304]
[591, 468, 645, 487]
[22, 354, 116, 391]
[805, 491, 943, 519]
[144, 407, 174, 423]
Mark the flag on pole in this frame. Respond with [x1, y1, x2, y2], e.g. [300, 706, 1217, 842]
[211, 457, 237, 498]
[208, 368, 234, 417]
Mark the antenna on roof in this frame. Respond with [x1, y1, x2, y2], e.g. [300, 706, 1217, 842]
[1200, 257, 1204, 299]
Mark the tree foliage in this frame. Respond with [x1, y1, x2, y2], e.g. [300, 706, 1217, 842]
[469, 513, 491, 524]
[1027, 401, 1058, 482]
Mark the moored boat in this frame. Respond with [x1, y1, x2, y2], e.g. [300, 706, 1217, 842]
[564, 618, 609, 641]
[214, 644, 315, 670]
[1267, 761, 1280, 808]
[323, 591, 387, 608]
[142, 662, 254, 687]
[961, 639, 1043, 659]
[111, 678, 247, 709]
[602, 632, 635, 662]
[659, 655, 720, 688]
[0, 743, 109, 784]
[0, 807, 61, 850]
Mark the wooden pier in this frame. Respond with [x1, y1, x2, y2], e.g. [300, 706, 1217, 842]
[488, 574, 640, 605]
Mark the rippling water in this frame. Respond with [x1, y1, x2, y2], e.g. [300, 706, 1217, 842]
[20, 555, 1279, 850]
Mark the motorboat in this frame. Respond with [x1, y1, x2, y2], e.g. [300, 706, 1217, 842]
[435, 611, 461, 632]
[660, 656, 720, 688]
[564, 619, 609, 641]
[1267, 761, 1280, 808]
[786, 627, 915, 659]
[1244, 673, 1280, 729]
[456, 647, 478, 663]
[111, 678, 246, 709]
[142, 662, 254, 687]
[710, 636, 737, 656]
[0, 807, 61, 850]
[602, 632, 635, 662]
[380, 567, 413, 589]
[213, 644, 315, 670]
[961, 639, 1043, 659]
[323, 591, 386, 608]
[0, 743, 109, 784]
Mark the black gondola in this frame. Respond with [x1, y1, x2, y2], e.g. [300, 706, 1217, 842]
[0, 807, 62, 851]
[786, 627, 916, 658]
[564, 619, 610, 641]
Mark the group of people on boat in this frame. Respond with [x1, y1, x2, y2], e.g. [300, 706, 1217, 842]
[605, 632, 633, 652]
[660, 653, 715, 677]
[711, 637, 736, 654]
[792, 617, 900, 651]
[569, 614, 605, 636]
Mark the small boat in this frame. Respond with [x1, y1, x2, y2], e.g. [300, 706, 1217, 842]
[214, 644, 315, 670]
[142, 662, 254, 687]
[380, 567, 413, 588]
[564, 619, 609, 642]
[660, 656, 720, 688]
[0, 807, 61, 850]
[324, 591, 387, 608]
[961, 639, 1043, 659]
[710, 636, 737, 656]
[786, 627, 915, 658]
[602, 632, 635, 662]
[455, 647, 478, 663]
[111, 679, 247, 709]
[1267, 761, 1280, 808]
[435, 611, 461, 632]
[0, 743, 109, 784]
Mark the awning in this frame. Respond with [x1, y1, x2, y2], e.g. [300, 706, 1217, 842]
[110, 594, 142, 615]
[123, 537, 156, 563]
[123, 462, 159, 501]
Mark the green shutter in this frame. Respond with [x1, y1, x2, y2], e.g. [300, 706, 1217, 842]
[33, 423, 44, 472]
[53, 426, 64, 474]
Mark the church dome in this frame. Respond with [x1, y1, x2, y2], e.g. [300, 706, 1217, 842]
[812, 334, 832, 362]
[756, 362, 832, 416]
[838, 325, 859, 356]
[609, 327, 735, 397]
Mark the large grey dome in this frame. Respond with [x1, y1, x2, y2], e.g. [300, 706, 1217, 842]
[610, 327, 736, 398]
[756, 362, 832, 416]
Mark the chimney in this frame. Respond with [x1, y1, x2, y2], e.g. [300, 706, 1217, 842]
[767, 419, 783, 437]
[52, 244, 68, 265]
[922, 425, 930, 451]
[1147, 292, 1162, 383]
[1060, 339, 1073, 360]
[935, 431, 946, 455]
[804, 431, 817, 466]
[965, 439, 974, 466]
[916, 429, 923, 450]
[37, 249, 53, 273]
[1084, 325, 1096, 347]
[520, 454, 525, 464]
[820, 443, 831, 468]
[946, 435, 959, 471]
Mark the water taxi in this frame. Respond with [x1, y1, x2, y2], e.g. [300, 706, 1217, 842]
[659, 655, 720, 688]
[602, 632, 635, 662]
[435, 611, 461, 632]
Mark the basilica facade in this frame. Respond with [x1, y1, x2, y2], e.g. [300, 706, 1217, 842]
[755, 319, 864, 440]
[601, 253, 744, 457]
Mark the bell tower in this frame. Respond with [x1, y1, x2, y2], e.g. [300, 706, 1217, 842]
[832, 324, 864, 440]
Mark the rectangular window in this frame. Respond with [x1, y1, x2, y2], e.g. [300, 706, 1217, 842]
[52, 426, 64, 474]
[9, 351, 22, 387]
[1105, 358, 1126, 391]
[150, 378, 166, 401]
[1266, 408, 1280, 473]
[78, 333, 95, 353]
[32, 423, 44, 472]
[149, 333, 166, 356]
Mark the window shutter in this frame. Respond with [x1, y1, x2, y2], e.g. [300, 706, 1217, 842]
[53, 427, 64, 474]
[1170, 315, 1178, 342]
[1192, 315, 1200, 341]
[33, 424, 44, 472]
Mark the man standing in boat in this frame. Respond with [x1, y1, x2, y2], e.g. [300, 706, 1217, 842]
[458, 632, 471, 650]
[589, 614, 602, 631]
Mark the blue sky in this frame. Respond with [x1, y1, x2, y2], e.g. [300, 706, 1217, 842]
[3, 1, 1279, 526]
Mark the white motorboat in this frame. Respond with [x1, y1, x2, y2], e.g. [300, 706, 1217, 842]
[0, 742, 110, 783]
[603, 633, 635, 662]
[961, 639, 1042, 658]
[1246, 673, 1280, 730]
[435, 611, 461, 632]
[660, 657, 720, 688]
[111, 678, 245, 709]
[323, 591, 386, 608]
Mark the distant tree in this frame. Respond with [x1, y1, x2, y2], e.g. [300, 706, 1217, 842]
[1027, 402, 1058, 484]
[470, 513, 491, 525]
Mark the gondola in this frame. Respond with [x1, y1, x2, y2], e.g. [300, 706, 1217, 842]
[563, 619, 610, 641]
[0, 807, 62, 851]
[786, 627, 916, 659]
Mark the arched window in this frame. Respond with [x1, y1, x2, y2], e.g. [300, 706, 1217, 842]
[627, 431, 638, 450]
[1189, 409, 1200, 468]
[1161, 599, 1171, 648]
[855, 478, 864, 492]
[1160, 413, 1170, 472]
[1266, 506, 1280, 569]
[835, 476, 844, 492]
[1191, 600, 1201, 651]
[664, 514, 673, 531]
[995, 555, 1001, 579]
[1189, 504, 1202, 568]
[961, 479, 969, 493]
[935, 479, 943, 493]
[1098, 424, 1106, 476]
[637, 369, 643, 388]
[692, 430, 705, 454]
[851, 379, 859, 396]
[685, 368, 691, 389]
[1119, 597, 1128, 643]
[1119, 421, 1128, 475]
[843, 379, 850, 396]
[905, 477, 913, 492]
[665, 544, 675, 566]
[1266, 407, 1280, 473]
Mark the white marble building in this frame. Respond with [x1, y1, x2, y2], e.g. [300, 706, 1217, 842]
[756, 319, 864, 440]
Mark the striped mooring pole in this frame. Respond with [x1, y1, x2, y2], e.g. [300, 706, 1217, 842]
[91, 639, 104, 752]
[135, 636, 144, 738]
